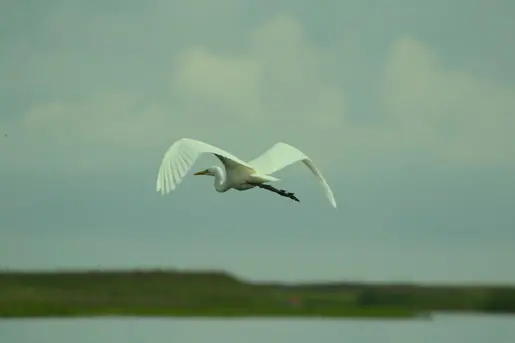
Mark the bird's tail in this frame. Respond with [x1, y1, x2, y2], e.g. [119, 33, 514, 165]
[250, 173, 280, 183]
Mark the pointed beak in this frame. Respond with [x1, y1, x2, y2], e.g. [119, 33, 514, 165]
[194, 169, 208, 176]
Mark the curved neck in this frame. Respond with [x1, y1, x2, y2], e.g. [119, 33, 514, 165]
[212, 166, 229, 192]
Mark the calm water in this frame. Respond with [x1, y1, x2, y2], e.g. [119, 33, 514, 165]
[1, 314, 514, 343]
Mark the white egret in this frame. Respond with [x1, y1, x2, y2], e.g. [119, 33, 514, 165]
[155, 138, 337, 207]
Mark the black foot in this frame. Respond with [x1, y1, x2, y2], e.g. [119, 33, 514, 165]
[278, 189, 300, 202]
[252, 183, 300, 203]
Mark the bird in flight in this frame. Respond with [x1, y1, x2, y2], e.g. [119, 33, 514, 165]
[155, 138, 336, 207]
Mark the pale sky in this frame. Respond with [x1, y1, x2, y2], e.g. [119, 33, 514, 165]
[1, 0, 514, 284]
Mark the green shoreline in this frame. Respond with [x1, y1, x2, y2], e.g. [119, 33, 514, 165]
[1, 269, 514, 319]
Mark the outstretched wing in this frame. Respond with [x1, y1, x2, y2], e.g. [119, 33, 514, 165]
[248, 142, 337, 208]
[156, 138, 253, 194]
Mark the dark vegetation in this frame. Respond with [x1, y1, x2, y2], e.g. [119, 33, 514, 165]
[1, 269, 514, 318]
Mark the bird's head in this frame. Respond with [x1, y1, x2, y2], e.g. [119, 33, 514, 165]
[193, 167, 216, 177]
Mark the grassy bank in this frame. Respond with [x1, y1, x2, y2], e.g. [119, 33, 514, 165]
[0, 269, 514, 319]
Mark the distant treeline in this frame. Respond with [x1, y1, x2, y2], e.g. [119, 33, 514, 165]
[0, 269, 514, 318]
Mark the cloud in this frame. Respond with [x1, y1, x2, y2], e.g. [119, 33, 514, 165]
[378, 35, 515, 168]
[2, 13, 349, 175]
[18, 92, 169, 173]
[2, 8, 514, 177]
[172, 15, 348, 159]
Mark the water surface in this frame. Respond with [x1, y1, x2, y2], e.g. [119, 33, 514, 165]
[1, 314, 514, 343]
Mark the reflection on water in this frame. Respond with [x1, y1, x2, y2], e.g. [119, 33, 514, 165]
[1, 314, 514, 343]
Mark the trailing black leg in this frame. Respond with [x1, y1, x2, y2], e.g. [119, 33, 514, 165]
[255, 183, 300, 203]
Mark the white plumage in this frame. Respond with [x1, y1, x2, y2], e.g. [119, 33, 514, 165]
[156, 138, 336, 208]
